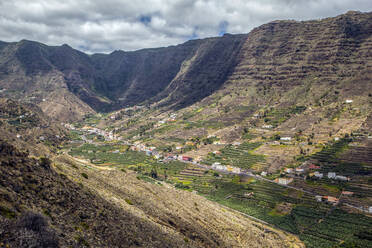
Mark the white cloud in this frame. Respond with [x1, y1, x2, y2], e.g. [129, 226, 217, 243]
[0, 0, 371, 53]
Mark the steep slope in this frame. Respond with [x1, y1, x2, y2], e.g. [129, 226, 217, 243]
[0, 41, 95, 121]
[0, 34, 248, 117]
[153, 34, 247, 109]
[104, 11, 372, 179]
[0, 98, 67, 156]
[0, 140, 302, 247]
[1, 11, 371, 122]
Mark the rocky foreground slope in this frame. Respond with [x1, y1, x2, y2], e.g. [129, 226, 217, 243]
[0, 138, 303, 248]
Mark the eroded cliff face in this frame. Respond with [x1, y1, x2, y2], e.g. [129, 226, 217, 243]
[225, 11, 372, 99]
[0, 11, 371, 121]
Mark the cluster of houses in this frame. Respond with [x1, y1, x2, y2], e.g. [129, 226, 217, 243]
[82, 126, 119, 141]
[130, 144, 160, 158]
[129, 143, 196, 162]
[269, 161, 352, 186]
[157, 113, 177, 125]
[211, 162, 242, 174]
[281, 162, 350, 181]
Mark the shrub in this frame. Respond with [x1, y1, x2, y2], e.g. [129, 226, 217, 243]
[175, 183, 190, 189]
[125, 199, 133, 205]
[39, 157, 52, 169]
[0, 206, 16, 219]
[0, 212, 60, 248]
[81, 173, 88, 179]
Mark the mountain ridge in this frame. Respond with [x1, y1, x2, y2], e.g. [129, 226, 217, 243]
[0, 10, 370, 121]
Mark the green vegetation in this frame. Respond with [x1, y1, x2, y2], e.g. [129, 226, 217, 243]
[125, 199, 133, 205]
[65, 126, 371, 248]
[263, 106, 306, 127]
[0, 206, 16, 219]
[203, 142, 265, 169]
[68, 143, 187, 179]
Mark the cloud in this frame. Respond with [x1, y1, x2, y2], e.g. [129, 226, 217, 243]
[0, 0, 371, 53]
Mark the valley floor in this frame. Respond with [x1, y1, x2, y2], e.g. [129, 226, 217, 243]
[62, 126, 372, 248]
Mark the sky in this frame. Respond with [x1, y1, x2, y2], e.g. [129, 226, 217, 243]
[0, 0, 371, 53]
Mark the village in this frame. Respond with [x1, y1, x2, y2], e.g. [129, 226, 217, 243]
[63, 120, 372, 215]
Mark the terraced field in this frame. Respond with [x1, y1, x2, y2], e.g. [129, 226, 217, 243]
[307, 138, 372, 203]
[203, 142, 265, 169]
[203, 178, 372, 248]
[66, 137, 372, 248]
[67, 143, 187, 179]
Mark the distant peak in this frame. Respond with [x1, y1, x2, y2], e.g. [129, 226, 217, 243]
[110, 49, 125, 55]
[345, 10, 362, 15]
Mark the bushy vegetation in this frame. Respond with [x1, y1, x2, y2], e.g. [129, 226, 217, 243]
[203, 142, 265, 169]
[68, 143, 187, 179]
[262, 105, 306, 127]
[0, 212, 59, 248]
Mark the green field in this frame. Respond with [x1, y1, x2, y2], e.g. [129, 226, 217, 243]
[203, 142, 265, 169]
[67, 140, 372, 248]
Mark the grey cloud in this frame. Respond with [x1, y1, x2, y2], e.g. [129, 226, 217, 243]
[0, 0, 371, 53]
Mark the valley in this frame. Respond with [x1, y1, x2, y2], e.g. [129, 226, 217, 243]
[1, 10, 372, 248]
[59, 111, 372, 248]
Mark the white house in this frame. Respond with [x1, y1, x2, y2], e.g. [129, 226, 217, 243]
[212, 163, 227, 171]
[314, 171, 323, 178]
[369, 206, 372, 214]
[335, 175, 348, 181]
[261, 171, 268, 177]
[328, 172, 336, 179]
[280, 137, 292, 141]
[275, 178, 293, 185]
[295, 168, 305, 173]
[284, 168, 293, 173]
[345, 99, 353, 103]
[232, 167, 241, 174]
[315, 195, 322, 202]
[262, 125, 273, 129]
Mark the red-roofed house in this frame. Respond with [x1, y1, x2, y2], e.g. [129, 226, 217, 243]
[309, 164, 321, 169]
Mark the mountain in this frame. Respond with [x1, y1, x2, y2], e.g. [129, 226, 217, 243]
[0, 34, 247, 120]
[0, 11, 371, 121]
[90, 10, 372, 171]
[1, 10, 372, 248]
